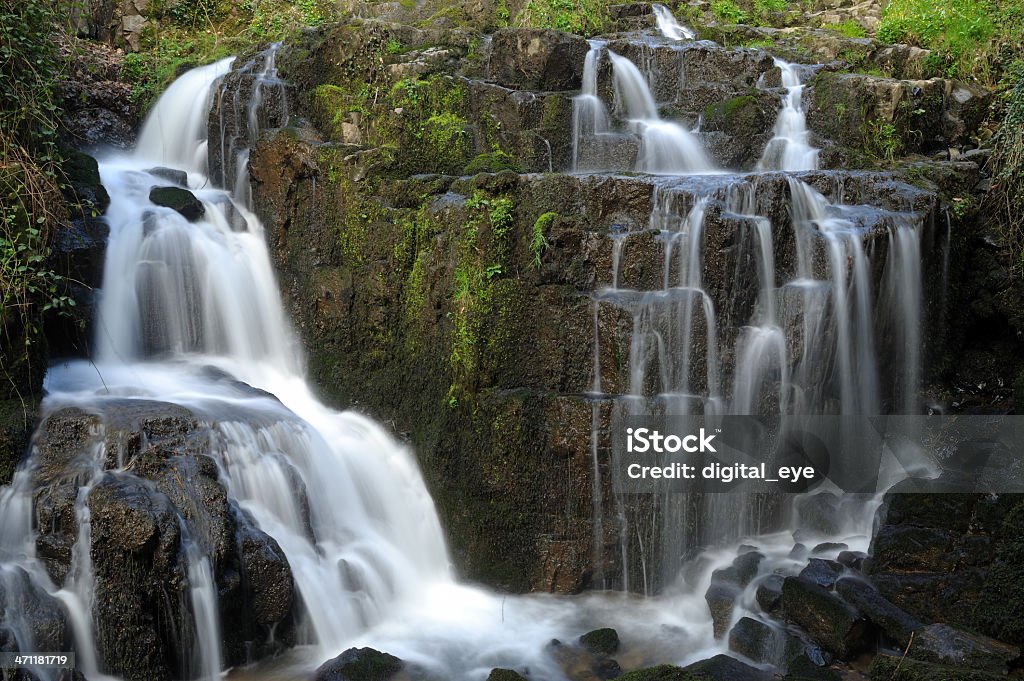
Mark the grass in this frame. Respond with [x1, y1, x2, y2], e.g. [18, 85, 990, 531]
[876, 0, 1023, 82]
[517, 0, 609, 35]
[827, 19, 867, 38]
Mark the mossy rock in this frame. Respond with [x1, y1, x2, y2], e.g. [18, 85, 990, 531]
[616, 665, 698, 681]
[314, 648, 403, 681]
[579, 627, 619, 655]
[149, 186, 205, 222]
[487, 670, 528, 681]
[868, 653, 1005, 681]
[464, 150, 522, 175]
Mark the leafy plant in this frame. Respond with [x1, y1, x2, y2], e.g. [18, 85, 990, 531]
[710, 0, 748, 24]
[517, 0, 609, 36]
[531, 212, 556, 268]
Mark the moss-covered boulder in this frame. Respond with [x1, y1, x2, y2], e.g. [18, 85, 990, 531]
[314, 648, 403, 681]
[579, 627, 619, 655]
[149, 185, 205, 222]
[781, 576, 871, 659]
[701, 92, 777, 169]
[487, 28, 590, 91]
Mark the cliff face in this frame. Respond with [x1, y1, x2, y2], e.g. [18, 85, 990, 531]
[228, 19, 1000, 592]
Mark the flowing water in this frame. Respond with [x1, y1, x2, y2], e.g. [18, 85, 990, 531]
[652, 4, 696, 40]
[757, 60, 819, 172]
[0, 26, 935, 681]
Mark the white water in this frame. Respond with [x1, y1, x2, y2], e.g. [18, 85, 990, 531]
[757, 60, 819, 172]
[652, 4, 696, 40]
[0, 42, 934, 681]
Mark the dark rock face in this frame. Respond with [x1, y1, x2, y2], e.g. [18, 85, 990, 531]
[25, 403, 296, 680]
[314, 647, 403, 681]
[868, 490, 1024, 648]
[487, 670, 529, 681]
[798, 559, 843, 589]
[487, 28, 590, 91]
[705, 580, 741, 639]
[781, 576, 871, 659]
[149, 186, 206, 222]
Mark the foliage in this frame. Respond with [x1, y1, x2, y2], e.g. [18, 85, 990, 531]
[710, 0, 748, 24]
[530, 212, 556, 268]
[0, 0, 76, 402]
[827, 19, 867, 38]
[988, 64, 1024, 275]
[751, 0, 788, 24]
[866, 118, 904, 163]
[517, 0, 609, 36]
[463, 150, 522, 175]
[876, 0, 1023, 82]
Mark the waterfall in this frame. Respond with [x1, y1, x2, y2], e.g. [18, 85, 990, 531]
[608, 51, 717, 174]
[573, 45, 717, 174]
[652, 4, 696, 40]
[757, 60, 819, 172]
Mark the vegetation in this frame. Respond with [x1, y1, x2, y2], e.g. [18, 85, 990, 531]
[876, 0, 1023, 82]
[827, 19, 867, 38]
[988, 64, 1024, 275]
[124, 0, 337, 110]
[517, 0, 609, 36]
[0, 0, 76, 406]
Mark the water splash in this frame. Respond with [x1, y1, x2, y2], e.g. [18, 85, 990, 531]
[652, 4, 696, 40]
[757, 60, 819, 172]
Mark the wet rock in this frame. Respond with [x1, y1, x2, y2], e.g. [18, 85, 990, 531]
[755, 574, 785, 615]
[799, 559, 843, 588]
[148, 167, 189, 186]
[731, 551, 765, 585]
[835, 551, 868, 570]
[868, 653, 1006, 681]
[794, 493, 841, 536]
[728, 616, 819, 666]
[811, 542, 847, 555]
[487, 670, 529, 681]
[705, 581, 741, 639]
[615, 665, 692, 681]
[834, 576, 923, 647]
[701, 92, 778, 169]
[781, 576, 871, 659]
[314, 647, 403, 681]
[57, 38, 139, 148]
[237, 511, 294, 626]
[908, 623, 1019, 673]
[149, 186, 205, 222]
[783, 654, 840, 680]
[0, 567, 68, 652]
[579, 627, 620, 655]
[63, 148, 110, 212]
[487, 28, 589, 91]
[683, 653, 773, 680]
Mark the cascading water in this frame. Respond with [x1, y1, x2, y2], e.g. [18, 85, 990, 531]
[608, 51, 717, 174]
[757, 60, 819, 172]
[572, 44, 717, 174]
[652, 4, 696, 40]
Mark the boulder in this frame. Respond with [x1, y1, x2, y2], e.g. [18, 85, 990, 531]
[908, 623, 1019, 673]
[798, 559, 844, 589]
[754, 574, 784, 615]
[835, 551, 868, 570]
[579, 627, 620, 655]
[314, 648, 403, 681]
[615, 665, 694, 681]
[148, 167, 189, 186]
[149, 186, 205, 222]
[487, 670, 528, 681]
[728, 616, 821, 666]
[487, 28, 589, 91]
[834, 577, 922, 647]
[868, 653, 1006, 681]
[682, 653, 773, 680]
[781, 576, 871, 659]
[705, 580, 741, 639]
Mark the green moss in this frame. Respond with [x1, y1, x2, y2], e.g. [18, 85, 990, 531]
[464, 150, 522, 175]
[826, 19, 867, 38]
[868, 654, 1004, 681]
[531, 212, 556, 267]
[579, 628, 620, 655]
